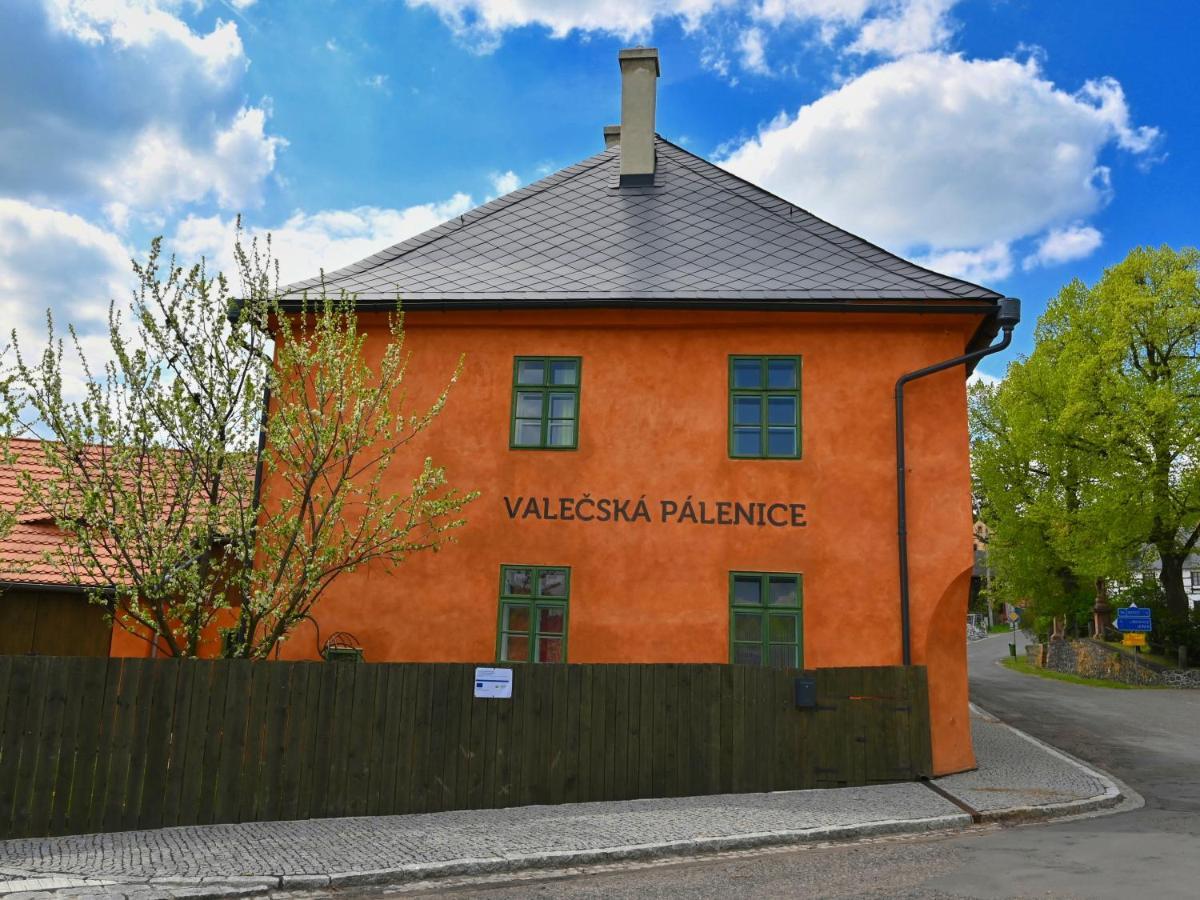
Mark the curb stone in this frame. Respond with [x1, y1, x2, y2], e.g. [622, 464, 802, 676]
[963, 703, 1126, 823]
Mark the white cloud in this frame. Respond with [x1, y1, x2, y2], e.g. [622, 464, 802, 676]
[97, 106, 285, 215]
[488, 170, 521, 197]
[967, 369, 1001, 389]
[43, 0, 245, 84]
[738, 26, 769, 74]
[407, 0, 728, 44]
[848, 0, 956, 57]
[1022, 224, 1103, 271]
[718, 53, 1159, 265]
[0, 200, 133, 400]
[916, 241, 1013, 284]
[362, 73, 390, 90]
[408, 1, 960, 66]
[0, 1, 281, 222]
[172, 194, 476, 286]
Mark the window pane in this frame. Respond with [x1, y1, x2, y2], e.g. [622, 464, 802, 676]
[515, 391, 544, 418]
[733, 644, 763, 666]
[769, 644, 798, 668]
[548, 392, 576, 418]
[732, 358, 762, 389]
[768, 614, 797, 643]
[536, 636, 564, 663]
[537, 606, 565, 635]
[513, 419, 542, 446]
[733, 395, 762, 426]
[768, 577, 799, 607]
[767, 359, 798, 389]
[767, 427, 797, 456]
[504, 604, 530, 631]
[732, 428, 762, 456]
[538, 568, 568, 597]
[733, 575, 762, 606]
[767, 396, 796, 426]
[504, 568, 533, 596]
[547, 421, 575, 447]
[733, 611, 762, 642]
[549, 360, 578, 385]
[502, 634, 529, 662]
[516, 359, 545, 385]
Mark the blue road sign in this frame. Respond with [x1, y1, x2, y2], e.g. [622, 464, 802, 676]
[1115, 605, 1152, 633]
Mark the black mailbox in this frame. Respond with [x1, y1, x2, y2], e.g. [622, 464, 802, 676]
[794, 677, 816, 709]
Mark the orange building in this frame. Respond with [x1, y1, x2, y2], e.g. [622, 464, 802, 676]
[272, 48, 1018, 776]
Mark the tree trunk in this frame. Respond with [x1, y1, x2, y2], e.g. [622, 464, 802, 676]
[1159, 552, 1190, 617]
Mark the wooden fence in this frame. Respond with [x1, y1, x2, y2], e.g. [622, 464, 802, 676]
[0, 657, 931, 840]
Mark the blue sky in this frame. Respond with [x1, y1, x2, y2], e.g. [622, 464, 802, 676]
[2, 0, 1196, 386]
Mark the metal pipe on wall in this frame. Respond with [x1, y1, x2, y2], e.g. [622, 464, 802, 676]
[895, 297, 1020, 665]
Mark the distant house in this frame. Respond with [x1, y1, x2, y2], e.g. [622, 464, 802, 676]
[1, 438, 240, 658]
[0, 438, 114, 656]
[1145, 553, 1200, 610]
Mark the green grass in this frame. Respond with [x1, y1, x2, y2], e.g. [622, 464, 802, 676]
[988, 623, 1016, 634]
[1001, 656, 1161, 690]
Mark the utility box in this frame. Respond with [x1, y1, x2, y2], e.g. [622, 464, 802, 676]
[794, 677, 816, 709]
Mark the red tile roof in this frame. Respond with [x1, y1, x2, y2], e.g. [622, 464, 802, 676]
[1, 438, 107, 588]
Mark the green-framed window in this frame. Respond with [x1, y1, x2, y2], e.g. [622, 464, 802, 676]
[729, 571, 803, 668]
[510, 357, 581, 449]
[729, 356, 801, 458]
[497, 565, 570, 663]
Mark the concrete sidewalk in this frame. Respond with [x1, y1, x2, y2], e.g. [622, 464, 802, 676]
[0, 708, 1124, 899]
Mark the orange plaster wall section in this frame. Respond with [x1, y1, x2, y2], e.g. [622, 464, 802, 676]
[264, 308, 982, 776]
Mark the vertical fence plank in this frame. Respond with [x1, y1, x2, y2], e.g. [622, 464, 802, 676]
[390, 662, 419, 814]
[408, 664, 435, 813]
[100, 658, 148, 833]
[212, 658, 253, 825]
[284, 664, 319, 821]
[492, 664, 517, 809]
[161, 660, 206, 828]
[0, 657, 36, 838]
[257, 662, 295, 822]
[371, 664, 403, 816]
[10, 657, 55, 838]
[588, 665, 608, 802]
[79, 658, 122, 835]
[49, 657, 104, 836]
[364, 665, 393, 817]
[27, 656, 74, 838]
[132, 659, 179, 831]
[192, 659, 230, 826]
[345, 663, 379, 817]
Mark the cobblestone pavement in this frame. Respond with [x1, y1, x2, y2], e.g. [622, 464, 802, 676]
[0, 709, 1122, 898]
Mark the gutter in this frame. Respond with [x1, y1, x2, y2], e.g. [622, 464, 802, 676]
[895, 297, 1020, 665]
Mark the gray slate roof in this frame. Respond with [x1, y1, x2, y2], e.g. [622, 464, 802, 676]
[282, 137, 1001, 307]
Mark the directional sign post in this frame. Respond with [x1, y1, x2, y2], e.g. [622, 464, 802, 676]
[1115, 605, 1152, 633]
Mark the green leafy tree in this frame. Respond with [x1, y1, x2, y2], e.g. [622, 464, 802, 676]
[11, 232, 476, 658]
[972, 245, 1200, 622]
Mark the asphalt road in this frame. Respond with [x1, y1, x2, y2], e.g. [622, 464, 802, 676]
[384, 633, 1200, 899]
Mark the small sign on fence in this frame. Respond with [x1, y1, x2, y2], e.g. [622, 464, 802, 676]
[474, 667, 513, 698]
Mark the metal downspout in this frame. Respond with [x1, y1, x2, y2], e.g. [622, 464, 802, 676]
[895, 297, 1020, 665]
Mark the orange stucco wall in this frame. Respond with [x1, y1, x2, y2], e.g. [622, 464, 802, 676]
[268, 308, 981, 775]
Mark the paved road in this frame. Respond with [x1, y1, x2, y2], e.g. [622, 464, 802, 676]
[381, 634, 1200, 899]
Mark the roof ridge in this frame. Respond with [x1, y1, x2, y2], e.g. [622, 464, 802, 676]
[654, 136, 1000, 300]
[282, 147, 620, 296]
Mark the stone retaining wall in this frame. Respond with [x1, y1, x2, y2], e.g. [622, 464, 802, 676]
[1026, 638, 1200, 688]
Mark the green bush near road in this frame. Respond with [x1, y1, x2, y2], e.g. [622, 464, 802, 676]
[1001, 656, 1163, 690]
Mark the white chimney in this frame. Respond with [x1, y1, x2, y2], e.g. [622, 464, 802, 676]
[617, 48, 659, 186]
